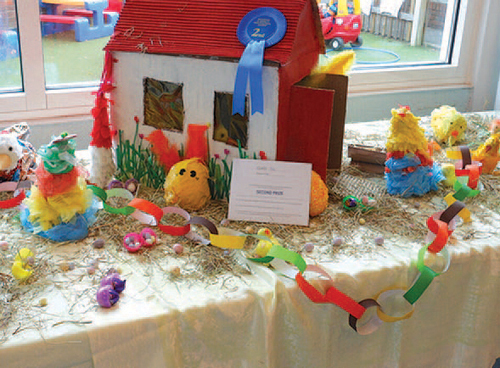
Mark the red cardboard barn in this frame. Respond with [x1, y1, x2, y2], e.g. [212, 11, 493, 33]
[105, 0, 347, 179]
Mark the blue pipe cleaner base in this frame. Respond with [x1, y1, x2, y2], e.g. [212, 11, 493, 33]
[385, 155, 444, 197]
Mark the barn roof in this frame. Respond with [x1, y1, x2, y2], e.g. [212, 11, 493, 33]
[105, 0, 324, 65]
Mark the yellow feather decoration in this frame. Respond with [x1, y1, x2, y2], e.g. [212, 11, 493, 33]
[386, 107, 429, 156]
[311, 50, 355, 76]
[25, 177, 93, 231]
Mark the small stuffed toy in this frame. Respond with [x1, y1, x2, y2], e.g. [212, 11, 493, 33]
[0, 123, 36, 183]
[430, 106, 467, 146]
[0, 133, 24, 182]
[164, 158, 210, 211]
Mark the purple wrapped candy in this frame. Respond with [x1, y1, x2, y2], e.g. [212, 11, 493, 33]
[100, 273, 126, 293]
[96, 285, 120, 308]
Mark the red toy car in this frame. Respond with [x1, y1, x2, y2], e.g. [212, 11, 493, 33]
[320, 1, 363, 51]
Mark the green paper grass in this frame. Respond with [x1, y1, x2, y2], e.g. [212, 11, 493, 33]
[115, 123, 166, 189]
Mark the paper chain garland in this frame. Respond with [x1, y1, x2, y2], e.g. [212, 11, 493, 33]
[1, 146, 482, 335]
[0, 181, 31, 209]
[83, 147, 480, 335]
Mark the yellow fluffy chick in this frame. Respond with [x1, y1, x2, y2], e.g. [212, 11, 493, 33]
[164, 158, 211, 211]
[12, 248, 34, 281]
[472, 133, 500, 173]
[310, 171, 329, 217]
[386, 106, 430, 157]
[441, 163, 457, 187]
[430, 106, 467, 146]
[254, 228, 280, 258]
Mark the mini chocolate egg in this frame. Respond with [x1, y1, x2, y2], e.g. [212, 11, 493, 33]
[359, 218, 366, 225]
[170, 266, 181, 276]
[333, 237, 343, 246]
[107, 179, 124, 190]
[59, 261, 70, 272]
[87, 266, 96, 275]
[124, 178, 139, 194]
[245, 226, 255, 234]
[0, 240, 8, 251]
[362, 196, 369, 205]
[140, 228, 157, 247]
[123, 233, 143, 252]
[220, 219, 230, 226]
[346, 198, 358, 208]
[92, 238, 105, 249]
[39, 298, 48, 307]
[374, 236, 385, 245]
[173, 243, 184, 255]
[304, 242, 314, 252]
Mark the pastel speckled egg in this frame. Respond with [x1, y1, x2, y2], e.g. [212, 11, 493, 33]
[333, 237, 343, 246]
[304, 243, 315, 252]
[309, 171, 329, 217]
[173, 243, 184, 255]
[0, 240, 8, 251]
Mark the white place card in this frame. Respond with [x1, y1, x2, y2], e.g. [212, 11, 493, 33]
[228, 159, 312, 226]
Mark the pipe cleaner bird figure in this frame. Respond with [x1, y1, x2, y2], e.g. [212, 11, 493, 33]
[472, 133, 500, 174]
[385, 106, 444, 197]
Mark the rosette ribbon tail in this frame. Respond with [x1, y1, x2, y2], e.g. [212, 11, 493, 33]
[232, 40, 265, 116]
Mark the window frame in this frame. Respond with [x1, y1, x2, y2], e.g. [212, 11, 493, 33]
[0, 0, 95, 122]
[0, 0, 492, 125]
[348, 0, 474, 94]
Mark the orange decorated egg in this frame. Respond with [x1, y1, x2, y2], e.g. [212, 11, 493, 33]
[309, 171, 329, 217]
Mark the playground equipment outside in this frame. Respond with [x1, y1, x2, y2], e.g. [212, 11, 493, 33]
[319, 0, 363, 51]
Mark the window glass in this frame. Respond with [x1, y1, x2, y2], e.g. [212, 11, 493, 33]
[213, 92, 249, 149]
[0, 0, 21, 92]
[143, 78, 185, 132]
[318, 0, 458, 68]
[39, 0, 121, 88]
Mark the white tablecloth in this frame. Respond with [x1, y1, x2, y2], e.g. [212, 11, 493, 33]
[1, 112, 500, 368]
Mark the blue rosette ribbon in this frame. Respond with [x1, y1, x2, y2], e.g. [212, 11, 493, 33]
[233, 7, 287, 116]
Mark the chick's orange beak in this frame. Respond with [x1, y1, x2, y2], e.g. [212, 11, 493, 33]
[451, 130, 459, 138]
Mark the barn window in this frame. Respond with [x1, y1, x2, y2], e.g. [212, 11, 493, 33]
[213, 92, 249, 148]
[143, 78, 184, 132]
